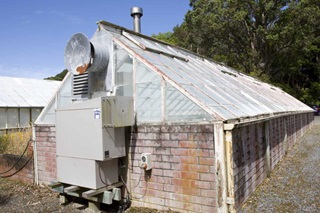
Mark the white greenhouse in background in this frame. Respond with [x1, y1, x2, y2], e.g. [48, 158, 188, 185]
[0, 76, 60, 131]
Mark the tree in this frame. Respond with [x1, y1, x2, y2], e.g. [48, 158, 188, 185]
[151, 31, 178, 45]
[44, 69, 68, 81]
[268, 0, 320, 101]
[172, 0, 320, 103]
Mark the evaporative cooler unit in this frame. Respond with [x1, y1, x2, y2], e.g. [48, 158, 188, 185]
[56, 31, 134, 189]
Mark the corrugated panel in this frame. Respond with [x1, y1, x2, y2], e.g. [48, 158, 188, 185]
[116, 30, 312, 121]
[0, 76, 61, 107]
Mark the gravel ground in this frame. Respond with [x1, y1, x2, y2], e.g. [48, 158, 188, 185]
[240, 116, 320, 213]
[0, 117, 319, 213]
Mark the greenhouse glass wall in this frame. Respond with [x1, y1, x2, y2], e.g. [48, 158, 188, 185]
[34, 21, 314, 213]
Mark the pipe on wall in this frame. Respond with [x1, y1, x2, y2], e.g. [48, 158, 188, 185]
[32, 124, 39, 185]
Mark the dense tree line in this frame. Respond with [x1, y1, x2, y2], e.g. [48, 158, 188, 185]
[153, 0, 319, 104]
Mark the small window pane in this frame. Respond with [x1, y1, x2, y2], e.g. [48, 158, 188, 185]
[136, 62, 161, 123]
[37, 73, 73, 125]
[0, 109, 6, 129]
[31, 108, 42, 122]
[19, 108, 30, 127]
[7, 108, 19, 128]
[114, 44, 133, 96]
[57, 74, 72, 109]
[36, 101, 55, 124]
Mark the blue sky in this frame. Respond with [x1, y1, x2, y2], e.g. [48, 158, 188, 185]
[0, 0, 190, 79]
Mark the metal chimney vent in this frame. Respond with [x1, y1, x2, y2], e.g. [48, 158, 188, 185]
[130, 7, 143, 33]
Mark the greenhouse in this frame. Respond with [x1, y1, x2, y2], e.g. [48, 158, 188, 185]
[36, 23, 311, 125]
[0, 76, 60, 131]
[33, 19, 313, 213]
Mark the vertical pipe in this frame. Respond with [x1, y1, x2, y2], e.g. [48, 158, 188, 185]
[130, 7, 143, 33]
[32, 124, 39, 185]
[264, 121, 271, 177]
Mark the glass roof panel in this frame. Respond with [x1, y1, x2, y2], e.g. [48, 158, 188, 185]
[113, 27, 313, 121]
[166, 84, 212, 122]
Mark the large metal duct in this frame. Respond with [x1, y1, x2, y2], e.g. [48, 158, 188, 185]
[64, 33, 109, 75]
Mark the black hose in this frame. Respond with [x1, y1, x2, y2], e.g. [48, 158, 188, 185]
[0, 139, 33, 175]
[0, 154, 33, 178]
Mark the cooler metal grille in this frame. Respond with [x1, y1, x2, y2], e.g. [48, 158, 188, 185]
[73, 72, 89, 96]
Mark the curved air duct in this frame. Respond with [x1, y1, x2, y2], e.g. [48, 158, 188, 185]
[64, 33, 109, 75]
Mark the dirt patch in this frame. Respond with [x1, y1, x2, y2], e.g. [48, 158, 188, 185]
[0, 178, 62, 213]
[0, 178, 177, 212]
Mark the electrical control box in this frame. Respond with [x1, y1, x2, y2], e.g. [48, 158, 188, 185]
[140, 153, 152, 170]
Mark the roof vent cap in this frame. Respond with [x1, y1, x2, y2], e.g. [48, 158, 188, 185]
[130, 7, 143, 33]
